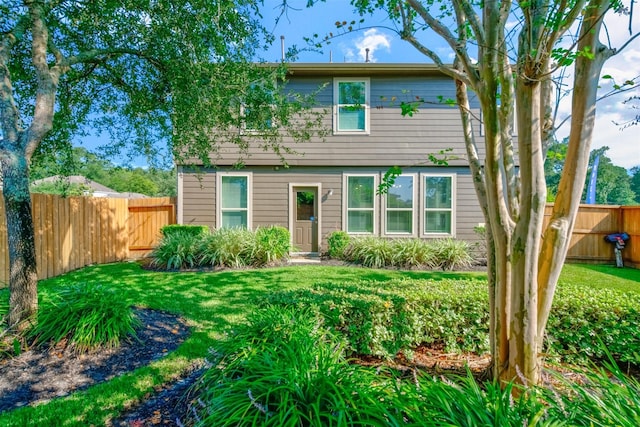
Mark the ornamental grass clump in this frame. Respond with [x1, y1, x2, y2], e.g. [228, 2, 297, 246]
[150, 230, 204, 270]
[253, 226, 290, 266]
[27, 283, 140, 352]
[432, 238, 474, 270]
[191, 306, 393, 426]
[198, 227, 256, 268]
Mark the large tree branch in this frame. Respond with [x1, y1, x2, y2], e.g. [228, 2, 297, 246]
[406, 0, 479, 87]
[26, 0, 56, 159]
[537, 0, 614, 342]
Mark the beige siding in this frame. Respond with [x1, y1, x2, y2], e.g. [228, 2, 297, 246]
[181, 172, 216, 229]
[209, 75, 485, 167]
[180, 167, 484, 251]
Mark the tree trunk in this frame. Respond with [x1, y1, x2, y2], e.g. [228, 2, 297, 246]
[1, 149, 38, 330]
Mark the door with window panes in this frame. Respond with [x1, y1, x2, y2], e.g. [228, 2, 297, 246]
[293, 187, 318, 252]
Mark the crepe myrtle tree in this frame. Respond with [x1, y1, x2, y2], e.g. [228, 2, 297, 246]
[0, 0, 325, 330]
[308, 0, 639, 385]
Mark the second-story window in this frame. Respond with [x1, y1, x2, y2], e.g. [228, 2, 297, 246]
[334, 78, 370, 134]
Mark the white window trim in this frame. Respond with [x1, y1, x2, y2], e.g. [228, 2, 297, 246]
[383, 173, 418, 237]
[343, 173, 378, 235]
[420, 173, 456, 238]
[240, 104, 277, 134]
[333, 77, 370, 135]
[216, 172, 253, 229]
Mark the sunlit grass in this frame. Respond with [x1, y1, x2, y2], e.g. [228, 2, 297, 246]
[0, 261, 637, 425]
[559, 263, 640, 293]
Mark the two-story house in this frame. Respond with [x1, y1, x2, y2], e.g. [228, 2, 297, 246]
[177, 63, 485, 255]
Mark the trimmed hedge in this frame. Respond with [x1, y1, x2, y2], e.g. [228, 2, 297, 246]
[263, 279, 640, 365]
[160, 224, 209, 238]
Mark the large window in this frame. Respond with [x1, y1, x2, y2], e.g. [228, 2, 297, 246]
[345, 175, 375, 233]
[217, 173, 252, 228]
[423, 175, 455, 235]
[334, 78, 369, 133]
[385, 175, 415, 235]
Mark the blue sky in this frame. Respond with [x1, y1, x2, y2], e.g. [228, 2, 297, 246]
[79, 1, 639, 170]
[257, 0, 640, 170]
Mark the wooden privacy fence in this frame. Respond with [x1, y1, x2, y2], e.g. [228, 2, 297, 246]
[0, 194, 176, 287]
[543, 204, 640, 267]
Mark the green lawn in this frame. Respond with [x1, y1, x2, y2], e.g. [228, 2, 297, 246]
[0, 262, 637, 425]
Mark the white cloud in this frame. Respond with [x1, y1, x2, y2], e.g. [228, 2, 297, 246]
[553, 9, 640, 170]
[342, 28, 391, 63]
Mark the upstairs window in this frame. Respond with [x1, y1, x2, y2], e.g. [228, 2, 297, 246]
[334, 78, 369, 134]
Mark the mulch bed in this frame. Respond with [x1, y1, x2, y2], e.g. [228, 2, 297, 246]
[0, 308, 196, 425]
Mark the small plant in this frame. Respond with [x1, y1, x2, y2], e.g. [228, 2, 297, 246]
[253, 226, 290, 266]
[160, 224, 209, 238]
[433, 238, 474, 270]
[390, 238, 437, 268]
[27, 283, 140, 352]
[345, 236, 394, 268]
[191, 306, 393, 426]
[327, 230, 350, 259]
[151, 230, 204, 270]
[199, 227, 255, 268]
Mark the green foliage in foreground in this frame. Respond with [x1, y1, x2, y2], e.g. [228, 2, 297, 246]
[160, 224, 209, 238]
[0, 263, 638, 426]
[27, 283, 141, 352]
[194, 305, 640, 426]
[151, 226, 291, 269]
[265, 279, 640, 364]
[334, 235, 475, 270]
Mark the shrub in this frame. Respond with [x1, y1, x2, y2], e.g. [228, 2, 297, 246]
[264, 278, 490, 357]
[432, 238, 474, 270]
[160, 224, 209, 238]
[390, 238, 438, 268]
[198, 227, 256, 268]
[253, 226, 290, 266]
[264, 279, 640, 365]
[191, 306, 394, 426]
[151, 230, 204, 270]
[545, 283, 640, 364]
[327, 230, 350, 259]
[27, 283, 140, 352]
[344, 236, 394, 268]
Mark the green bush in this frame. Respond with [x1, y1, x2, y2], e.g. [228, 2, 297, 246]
[390, 238, 438, 268]
[432, 238, 474, 270]
[160, 224, 209, 238]
[546, 283, 640, 364]
[198, 227, 256, 268]
[151, 230, 204, 270]
[327, 230, 350, 259]
[192, 306, 393, 426]
[345, 237, 395, 268]
[253, 226, 290, 266]
[340, 236, 475, 270]
[27, 283, 140, 352]
[264, 279, 640, 365]
[264, 278, 490, 357]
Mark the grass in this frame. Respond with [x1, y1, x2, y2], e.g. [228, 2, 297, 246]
[0, 262, 636, 425]
[559, 263, 640, 293]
